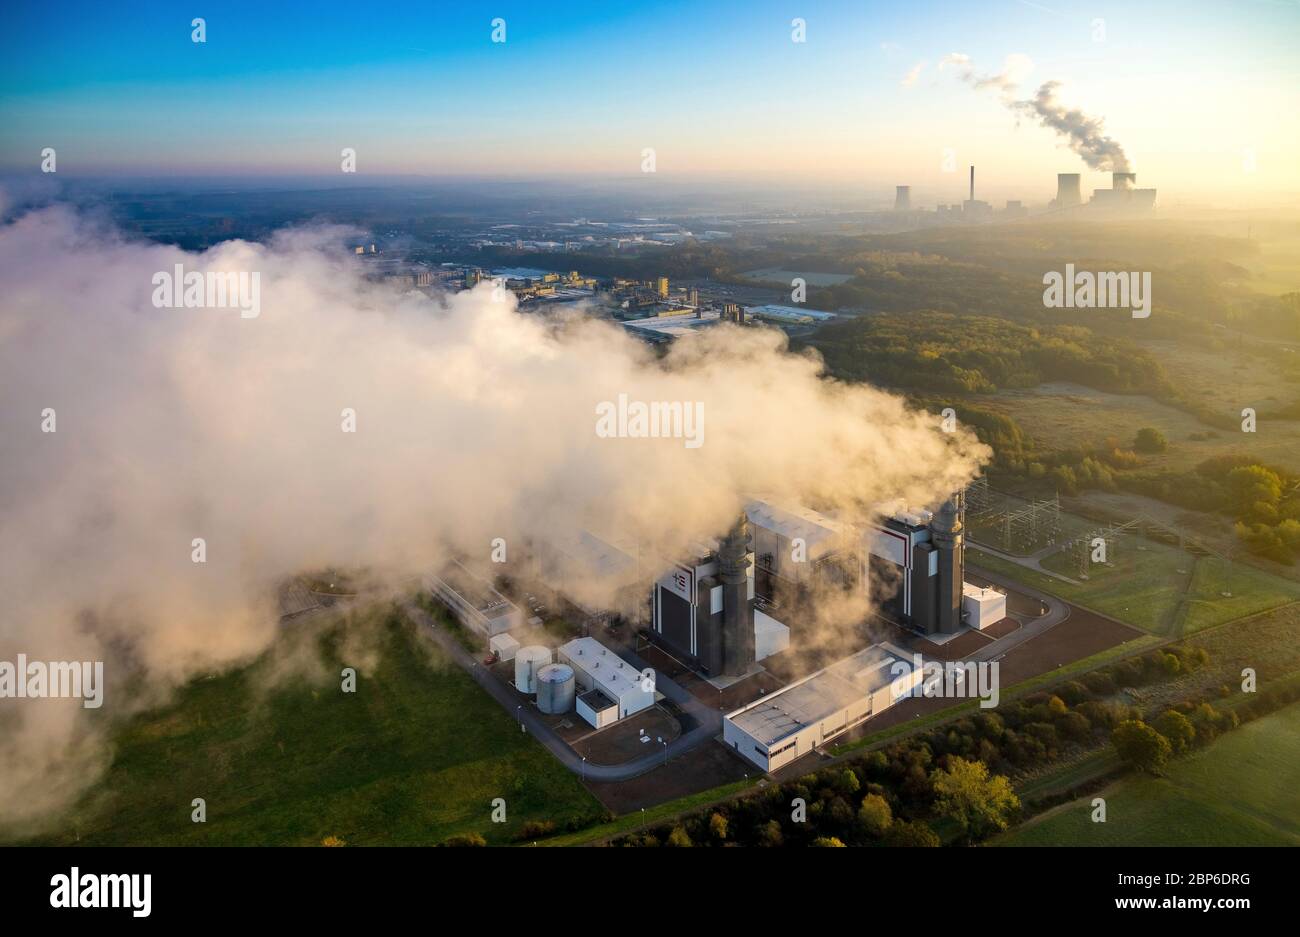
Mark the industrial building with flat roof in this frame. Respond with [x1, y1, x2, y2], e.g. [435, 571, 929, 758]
[622, 309, 723, 342]
[745, 304, 836, 325]
[425, 560, 523, 638]
[557, 636, 656, 729]
[724, 643, 921, 772]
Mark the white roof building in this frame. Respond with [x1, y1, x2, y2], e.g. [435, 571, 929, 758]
[557, 636, 655, 727]
[724, 643, 921, 772]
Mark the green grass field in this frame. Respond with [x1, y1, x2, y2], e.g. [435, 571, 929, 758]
[1181, 559, 1300, 632]
[970, 538, 1296, 635]
[13, 607, 604, 846]
[996, 702, 1300, 846]
[1038, 537, 1193, 632]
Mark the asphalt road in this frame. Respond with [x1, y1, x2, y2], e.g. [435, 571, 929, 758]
[964, 563, 1072, 662]
[401, 601, 722, 782]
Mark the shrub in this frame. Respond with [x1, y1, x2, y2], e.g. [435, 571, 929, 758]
[665, 826, 693, 848]
[1083, 671, 1118, 697]
[440, 833, 487, 847]
[516, 819, 556, 841]
[1134, 427, 1168, 453]
[708, 812, 728, 842]
[885, 820, 940, 847]
[1057, 711, 1093, 741]
[1153, 709, 1197, 753]
[756, 820, 784, 847]
[1057, 681, 1092, 706]
[1111, 720, 1172, 774]
[835, 768, 861, 796]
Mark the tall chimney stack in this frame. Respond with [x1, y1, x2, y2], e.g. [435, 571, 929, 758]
[718, 512, 755, 676]
[969, 165, 975, 202]
[930, 492, 965, 635]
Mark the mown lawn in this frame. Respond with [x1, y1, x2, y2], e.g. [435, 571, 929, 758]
[16, 607, 604, 846]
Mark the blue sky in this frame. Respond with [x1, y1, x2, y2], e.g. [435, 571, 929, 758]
[2, 0, 1298, 201]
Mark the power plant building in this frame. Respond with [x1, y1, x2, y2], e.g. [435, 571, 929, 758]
[1091, 171, 1156, 211]
[648, 494, 972, 681]
[867, 496, 966, 636]
[649, 515, 776, 680]
[748, 496, 968, 637]
[723, 643, 922, 772]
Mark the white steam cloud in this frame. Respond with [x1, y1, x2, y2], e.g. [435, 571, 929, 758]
[0, 203, 987, 830]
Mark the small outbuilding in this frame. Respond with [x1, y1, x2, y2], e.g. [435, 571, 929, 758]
[489, 632, 521, 662]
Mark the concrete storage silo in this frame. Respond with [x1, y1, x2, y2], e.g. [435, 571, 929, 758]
[535, 663, 576, 714]
[514, 646, 552, 694]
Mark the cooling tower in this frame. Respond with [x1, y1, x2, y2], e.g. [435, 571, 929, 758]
[1055, 173, 1082, 208]
[1112, 172, 1137, 191]
[894, 185, 911, 211]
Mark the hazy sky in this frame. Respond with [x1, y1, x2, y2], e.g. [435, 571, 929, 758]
[2, 0, 1298, 203]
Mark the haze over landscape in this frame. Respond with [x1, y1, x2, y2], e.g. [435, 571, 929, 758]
[2, 0, 1298, 206]
[1, 0, 1298, 879]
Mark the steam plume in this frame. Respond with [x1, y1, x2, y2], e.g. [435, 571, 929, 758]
[943, 52, 1130, 172]
[1013, 80, 1130, 172]
[0, 202, 987, 830]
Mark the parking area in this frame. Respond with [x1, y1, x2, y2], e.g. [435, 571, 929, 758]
[565, 705, 681, 766]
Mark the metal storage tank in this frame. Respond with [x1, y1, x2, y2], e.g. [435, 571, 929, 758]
[535, 663, 576, 714]
[514, 646, 552, 694]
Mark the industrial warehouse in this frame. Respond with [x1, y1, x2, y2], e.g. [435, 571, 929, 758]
[723, 643, 922, 772]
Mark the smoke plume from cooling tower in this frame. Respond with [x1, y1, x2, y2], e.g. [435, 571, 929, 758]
[0, 201, 987, 830]
[1013, 80, 1130, 172]
[943, 53, 1131, 173]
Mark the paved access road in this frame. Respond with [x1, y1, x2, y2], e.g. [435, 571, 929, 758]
[964, 563, 1071, 662]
